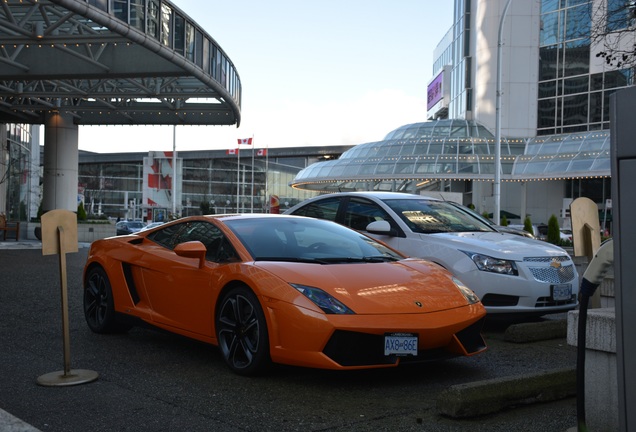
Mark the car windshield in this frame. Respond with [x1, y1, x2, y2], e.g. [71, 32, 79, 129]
[225, 217, 403, 263]
[382, 199, 496, 234]
[128, 222, 144, 229]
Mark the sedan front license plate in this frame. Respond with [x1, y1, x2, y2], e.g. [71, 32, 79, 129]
[384, 333, 418, 356]
[551, 284, 572, 301]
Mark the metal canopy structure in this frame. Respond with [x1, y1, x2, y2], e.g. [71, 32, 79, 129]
[0, 0, 241, 126]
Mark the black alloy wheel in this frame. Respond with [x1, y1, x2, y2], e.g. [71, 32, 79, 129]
[84, 266, 130, 333]
[216, 286, 270, 375]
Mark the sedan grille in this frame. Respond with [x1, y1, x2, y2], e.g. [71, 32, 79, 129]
[528, 265, 575, 284]
[523, 256, 576, 284]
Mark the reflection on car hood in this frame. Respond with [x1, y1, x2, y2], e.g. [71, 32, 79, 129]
[426, 232, 569, 259]
[255, 260, 471, 314]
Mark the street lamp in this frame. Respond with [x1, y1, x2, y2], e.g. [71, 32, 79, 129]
[495, 0, 513, 225]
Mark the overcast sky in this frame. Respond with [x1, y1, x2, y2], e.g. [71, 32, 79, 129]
[77, 1, 453, 153]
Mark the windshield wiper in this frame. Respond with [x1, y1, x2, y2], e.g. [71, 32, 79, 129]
[317, 256, 400, 264]
[254, 257, 328, 264]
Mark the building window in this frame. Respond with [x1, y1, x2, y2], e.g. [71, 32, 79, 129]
[606, 0, 634, 32]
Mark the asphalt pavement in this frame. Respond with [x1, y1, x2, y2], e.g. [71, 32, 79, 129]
[0, 239, 578, 431]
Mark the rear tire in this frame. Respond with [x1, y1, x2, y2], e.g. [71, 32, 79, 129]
[216, 286, 270, 375]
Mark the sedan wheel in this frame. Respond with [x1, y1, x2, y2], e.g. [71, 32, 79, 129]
[84, 266, 129, 333]
[216, 286, 270, 375]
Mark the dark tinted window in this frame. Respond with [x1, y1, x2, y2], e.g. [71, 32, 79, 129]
[147, 221, 237, 262]
[291, 196, 341, 222]
[344, 198, 391, 231]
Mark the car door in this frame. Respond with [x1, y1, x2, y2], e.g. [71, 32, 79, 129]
[339, 197, 406, 249]
[141, 221, 231, 337]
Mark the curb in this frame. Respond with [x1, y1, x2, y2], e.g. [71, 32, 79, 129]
[0, 409, 42, 432]
[504, 319, 568, 343]
[436, 367, 576, 418]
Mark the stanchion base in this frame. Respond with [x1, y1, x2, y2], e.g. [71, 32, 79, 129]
[37, 369, 99, 387]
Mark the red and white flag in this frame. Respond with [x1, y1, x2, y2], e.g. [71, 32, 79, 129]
[237, 138, 253, 145]
[256, 148, 267, 157]
[226, 148, 238, 155]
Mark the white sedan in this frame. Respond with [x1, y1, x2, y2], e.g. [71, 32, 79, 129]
[286, 191, 579, 316]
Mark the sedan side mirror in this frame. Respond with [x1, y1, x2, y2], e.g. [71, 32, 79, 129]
[366, 220, 394, 236]
[174, 241, 207, 269]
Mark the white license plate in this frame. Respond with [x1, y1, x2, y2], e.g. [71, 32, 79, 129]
[384, 333, 418, 356]
[552, 284, 572, 301]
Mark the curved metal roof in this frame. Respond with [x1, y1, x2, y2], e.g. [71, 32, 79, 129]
[290, 120, 611, 192]
[0, 0, 241, 126]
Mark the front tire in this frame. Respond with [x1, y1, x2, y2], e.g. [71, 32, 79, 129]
[84, 266, 130, 333]
[216, 286, 270, 375]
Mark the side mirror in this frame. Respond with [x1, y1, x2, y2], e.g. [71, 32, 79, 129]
[174, 241, 207, 269]
[366, 220, 394, 236]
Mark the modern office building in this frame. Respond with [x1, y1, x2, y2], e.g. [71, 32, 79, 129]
[290, 0, 633, 230]
[75, 146, 343, 221]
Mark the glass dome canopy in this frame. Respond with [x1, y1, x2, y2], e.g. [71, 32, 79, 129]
[290, 119, 526, 192]
[290, 120, 611, 193]
[511, 131, 610, 180]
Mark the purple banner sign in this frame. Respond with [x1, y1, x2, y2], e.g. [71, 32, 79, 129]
[427, 72, 444, 111]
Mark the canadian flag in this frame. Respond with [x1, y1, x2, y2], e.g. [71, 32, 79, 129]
[257, 148, 267, 157]
[226, 148, 238, 155]
[237, 138, 253, 145]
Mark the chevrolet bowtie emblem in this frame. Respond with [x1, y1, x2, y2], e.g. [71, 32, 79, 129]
[550, 259, 562, 269]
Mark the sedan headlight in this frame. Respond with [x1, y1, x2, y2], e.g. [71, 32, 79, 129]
[291, 284, 355, 314]
[452, 277, 480, 304]
[462, 251, 518, 276]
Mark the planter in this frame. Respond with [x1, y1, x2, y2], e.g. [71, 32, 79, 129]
[26, 221, 116, 243]
[77, 223, 116, 243]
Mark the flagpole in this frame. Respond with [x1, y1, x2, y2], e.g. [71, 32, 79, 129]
[265, 143, 269, 213]
[236, 145, 240, 213]
[172, 125, 177, 219]
[251, 135, 254, 213]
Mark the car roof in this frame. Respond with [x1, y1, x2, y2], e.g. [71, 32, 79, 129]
[306, 191, 442, 201]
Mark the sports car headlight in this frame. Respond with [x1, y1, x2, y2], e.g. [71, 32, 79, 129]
[452, 277, 480, 305]
[291, 284, 355, 315]
[462, 251, 518, 276]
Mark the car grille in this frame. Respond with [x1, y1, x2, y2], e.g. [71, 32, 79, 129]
[523, 256, 576, 284]
[322, 320, 486, 367]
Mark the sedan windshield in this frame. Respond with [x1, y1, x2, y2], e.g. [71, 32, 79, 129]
[225, 217, 403, 263]
[383, 199, 495, 234]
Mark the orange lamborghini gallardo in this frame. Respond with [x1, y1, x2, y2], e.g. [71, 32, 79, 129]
[83, 214, 486, 375]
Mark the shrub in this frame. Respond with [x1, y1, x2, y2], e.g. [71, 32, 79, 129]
[547, 214, 560, 245]
[501, 215, 509, 226]
[77, 202, 87, 221]
[523, 216, 533, 236]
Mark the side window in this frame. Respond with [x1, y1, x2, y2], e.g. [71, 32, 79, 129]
[344, 198, 391, 231]
[148, 221, 237, 262]
[147, 223, 185, 249]
[291, 197, 340, 222]
[174, 221, 237, 262]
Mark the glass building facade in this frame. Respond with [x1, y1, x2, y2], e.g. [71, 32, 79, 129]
[76, 148, 342, 220]
[538, 0, 634, 135]
[1, 124, 33, 223]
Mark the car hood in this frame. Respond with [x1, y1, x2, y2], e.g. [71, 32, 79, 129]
[426, 231, 569, 259]
[255, 259, 473, 314]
